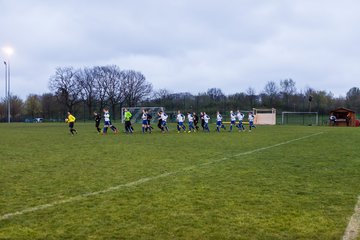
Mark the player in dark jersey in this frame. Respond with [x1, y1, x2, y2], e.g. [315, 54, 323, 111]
[193, 112, 199, 131]
[94, 112, 101, 133]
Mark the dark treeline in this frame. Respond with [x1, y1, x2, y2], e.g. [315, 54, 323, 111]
[1, 65, 359, 122]
[145, 79, 359, 117]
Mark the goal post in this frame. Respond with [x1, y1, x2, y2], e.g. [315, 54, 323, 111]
[121, 107, 165, 123]
[253, 108, 276, 125]
[281, 112, 319, 125]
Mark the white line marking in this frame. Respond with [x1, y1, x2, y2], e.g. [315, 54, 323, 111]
[343, 196, 360, 240]
[0, 132, 323, 221]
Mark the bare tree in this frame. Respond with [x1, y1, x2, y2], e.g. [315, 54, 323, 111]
[152, 88, 172, 107]
[77, 67, 97, 118]
[153, 88, 171, 99]
[49, 67, 82, 112]
[10, 95, 24, 121]
[246, 87, 257, 108]
[104, 65, 124, 119]
[262, 81, 279, 107]
[206, 88, 225, 101]
[93, 66, 109, 112]
[280, 79, 297, 109]
[228, 92, 247, 110]
[122, 70, 153, 107]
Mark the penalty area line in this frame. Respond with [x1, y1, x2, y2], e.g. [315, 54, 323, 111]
[0, 131, 323, 221]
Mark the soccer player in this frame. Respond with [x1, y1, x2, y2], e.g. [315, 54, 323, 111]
[157, 111, 163, 130]
[176, 110, 186, 133]
[102, 108, 118, 134]
[66, 111, 77, 135]
[203, 112, 210, 132]
[200, 112, 205, 130]
[229, 110, 237, 132]
[237, 110, 245, 132]
[187, 112, 195, 133]
[329, 113, 336, 126]
[94, 111, 101, 133]
[141, 109, 148, 134]
[159, 111, 169, 133]
[124, 108, 133, 134]
[146, 110, 153, 133]
[248, 111, 256, 132]
[216, 111, 226, 132]
[193, 112, 199, 131]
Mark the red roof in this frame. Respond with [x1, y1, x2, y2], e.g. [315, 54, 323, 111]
[330, 107, 355, 113]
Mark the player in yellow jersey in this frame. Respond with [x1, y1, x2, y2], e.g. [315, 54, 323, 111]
[65, 111, 77, 135]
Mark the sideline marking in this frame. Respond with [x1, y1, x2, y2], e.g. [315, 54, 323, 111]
[343, 196, 360, 240]
[0, 132, 323, 221]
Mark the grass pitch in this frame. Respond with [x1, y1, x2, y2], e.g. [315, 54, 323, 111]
[0, 123, 359, 239]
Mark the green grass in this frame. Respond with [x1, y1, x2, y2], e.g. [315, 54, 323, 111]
[0, 123, 360, 239]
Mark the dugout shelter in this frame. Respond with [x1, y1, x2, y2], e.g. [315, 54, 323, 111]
[329, 107, 356, 127]
[253, 108, 276, 125]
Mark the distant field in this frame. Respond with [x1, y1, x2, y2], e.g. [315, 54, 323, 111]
[0, 123, 359, 239]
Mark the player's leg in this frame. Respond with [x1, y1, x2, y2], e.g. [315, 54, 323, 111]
[69, 123, 74, 135]
[142, 123, 145, 133]
[69, 122, 77, 135]
[95, 122, 101, 133]
[110, 125, 118, 133]
[204, 122, 209, 132]
[188, 122, 192, 133]
[125, 121, 131, 133]
[216, 122, 220, 132]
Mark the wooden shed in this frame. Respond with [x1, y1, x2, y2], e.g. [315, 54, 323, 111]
[329, 107, 356, 127]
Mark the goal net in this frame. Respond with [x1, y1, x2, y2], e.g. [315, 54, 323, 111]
[281, 112, 319, 125]
[121, 107, 165, 123]
[253, 108, 276, 125]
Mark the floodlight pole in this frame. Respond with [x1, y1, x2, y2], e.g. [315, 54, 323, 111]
[3, 61, 8, 122]
[7, 61, 10, 123]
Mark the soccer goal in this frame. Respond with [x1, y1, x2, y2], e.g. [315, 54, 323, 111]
[121, 107, 165, 123]
[253, 108, 276, 125]
[281, 112, 319, 125]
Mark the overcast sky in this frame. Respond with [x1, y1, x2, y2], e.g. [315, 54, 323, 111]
[1, 0, 359, 99]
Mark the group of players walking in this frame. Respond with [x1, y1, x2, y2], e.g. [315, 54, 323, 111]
[163, 110, 256, 134]
[137, 109, 256, 134]
[66, 108, 256, 135]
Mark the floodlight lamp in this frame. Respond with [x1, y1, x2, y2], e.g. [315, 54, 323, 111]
[2, 47, 14, 57]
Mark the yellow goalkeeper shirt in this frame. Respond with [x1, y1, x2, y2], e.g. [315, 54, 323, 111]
[68, 114, 76, 123]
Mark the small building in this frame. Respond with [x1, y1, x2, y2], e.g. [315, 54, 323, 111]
[329, 107, 356, 127]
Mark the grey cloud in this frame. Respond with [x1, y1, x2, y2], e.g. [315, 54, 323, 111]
[1, 0, 360, 99]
